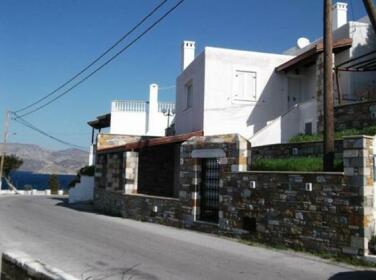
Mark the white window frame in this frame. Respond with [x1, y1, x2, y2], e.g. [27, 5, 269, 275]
[232, 67, 257, 102]
[185, 81, 193, 110]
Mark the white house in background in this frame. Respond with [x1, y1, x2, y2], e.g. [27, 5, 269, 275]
[175, 41, 293, 138]
[175, 2, 376, 147]
[110, 83, 175, 136]
[87, 84, 175, 165]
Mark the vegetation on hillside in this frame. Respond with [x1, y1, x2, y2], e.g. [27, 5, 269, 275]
[251, 157, 343, 172]
[289, 125, 376, 143]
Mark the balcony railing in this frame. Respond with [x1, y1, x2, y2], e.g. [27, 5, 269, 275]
[111, 100, 175, 113]
[158, 102, 175, 113]
[112, 100, 147, 112]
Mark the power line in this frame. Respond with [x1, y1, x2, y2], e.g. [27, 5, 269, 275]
[14, 0, 169, 114]
[15, 0, 185, 118]
[159, 85, 176, 91]
[11, 112, 88, 152]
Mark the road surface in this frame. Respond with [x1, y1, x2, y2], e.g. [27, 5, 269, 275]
[0, 195, 374, 280]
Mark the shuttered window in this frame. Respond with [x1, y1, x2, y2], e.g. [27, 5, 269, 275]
[233, 70, 257, 101]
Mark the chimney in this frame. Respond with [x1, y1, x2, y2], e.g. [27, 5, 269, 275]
[147, 83, 158, 135]
[332, 2, 348, 30]
[181, 41, 195, 71]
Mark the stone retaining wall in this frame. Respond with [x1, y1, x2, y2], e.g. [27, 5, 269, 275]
[93, 134, 375, 256]
[94, 188, 181, 227]
[334, 101, 376, 131]
[1, 251, 78, 280]
[221, 171, 364, 255]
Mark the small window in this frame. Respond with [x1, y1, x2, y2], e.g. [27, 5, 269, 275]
[305, 122, 312, 135]
[185, 83, 193, 110]
[233, 70, 257, 101]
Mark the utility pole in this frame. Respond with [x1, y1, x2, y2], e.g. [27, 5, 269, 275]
[363, 0, 376, 34]
[0, 111, 10, 190]
[323, 0, 335, 171]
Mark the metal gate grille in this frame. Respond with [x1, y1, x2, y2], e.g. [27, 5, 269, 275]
[200, 158, 220, 223]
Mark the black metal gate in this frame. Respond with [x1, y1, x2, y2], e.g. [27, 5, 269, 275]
[200, 158, 220, 223]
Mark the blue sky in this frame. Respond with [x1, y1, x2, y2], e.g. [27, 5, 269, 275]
[0, 0, 367, 150]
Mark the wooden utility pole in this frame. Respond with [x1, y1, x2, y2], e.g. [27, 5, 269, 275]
[323, 0, 335, 171]
[0, 111, 10, 190]
[363, 0, 376, 34]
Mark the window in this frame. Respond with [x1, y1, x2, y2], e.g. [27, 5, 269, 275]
[233, 70, 257, 101]
[185, 82, 193, 110]
[305, 122, 313, 135]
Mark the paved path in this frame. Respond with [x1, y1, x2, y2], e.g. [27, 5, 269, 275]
[0, 195, 374, 280]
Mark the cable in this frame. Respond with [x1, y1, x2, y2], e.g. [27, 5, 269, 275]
[159, 85, 176, 90]
[16, 0, 185, 118]
[14, 0, 169, 114]
[11, 112, 88, 152]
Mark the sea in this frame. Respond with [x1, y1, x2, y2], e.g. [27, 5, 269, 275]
[1, 171, 76, 191]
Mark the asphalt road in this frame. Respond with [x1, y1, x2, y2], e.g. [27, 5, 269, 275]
[0, 195, 374, 280]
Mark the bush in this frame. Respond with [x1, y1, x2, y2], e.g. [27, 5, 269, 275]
[251, 157, 343, 172]
[289, 125, 376, 143]
[48, 174, 59, 194]
[78, 165, 95, 177]
[3, 154, 23, 177]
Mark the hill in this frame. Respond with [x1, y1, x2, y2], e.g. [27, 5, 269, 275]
[0, 143, 89, 175]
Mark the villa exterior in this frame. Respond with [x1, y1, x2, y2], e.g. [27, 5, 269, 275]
[175, 2, 376, 146]
[90, 2, 376, 258]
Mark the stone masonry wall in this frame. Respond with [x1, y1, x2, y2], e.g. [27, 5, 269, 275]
[179, 134, 251, 229]
[93, 133, 375, 257]
[94, 188, 181, 227]
[334, 101, 376, 131]
[95, 152, 124, 192]
[221, 171, 359, 255]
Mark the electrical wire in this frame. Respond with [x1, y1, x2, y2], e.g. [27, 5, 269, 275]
[11, 112, 88, 152]
[17, 0, 185, 118]
[14, 0, 170, 114]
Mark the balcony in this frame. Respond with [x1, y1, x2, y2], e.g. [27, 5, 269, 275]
[111, 100, 147, 112]
[112, 100, 175, 113]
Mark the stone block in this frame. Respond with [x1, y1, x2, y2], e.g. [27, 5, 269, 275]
[342, 247, 359, 255]
[351, 236, 368, 250]
[343, 150, 359, 158]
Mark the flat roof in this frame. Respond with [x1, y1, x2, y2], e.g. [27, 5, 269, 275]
[276, 38, 353, 72]
[87, 113, 111, 129]
[97, 130, 204, 154]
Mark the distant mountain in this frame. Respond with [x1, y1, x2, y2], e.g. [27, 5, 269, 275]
[0, 143, 89, 175]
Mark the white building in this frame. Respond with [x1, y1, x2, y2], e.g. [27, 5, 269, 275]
[88, 84, 175, 165]
[175, 2, 376, 146]
[110, 84, 175, 136]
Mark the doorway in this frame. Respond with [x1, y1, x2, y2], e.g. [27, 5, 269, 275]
[200, 158, 220, 223]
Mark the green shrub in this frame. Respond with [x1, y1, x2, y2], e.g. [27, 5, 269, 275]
[78, 165, 95, 176]
[289, 133, 322, 143]
[48, 174, 59, 194]
[289, 125, 376, 143]
[252, 157, 343, 172]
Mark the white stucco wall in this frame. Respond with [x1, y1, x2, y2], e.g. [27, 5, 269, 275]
[175, 52, 206, 135]
[68, 176, 94, 204]
[110, 111, 147, 135]
[203, 47, 292, 139]
[250, 99, 316, 146]
[175, 47, 293, 141]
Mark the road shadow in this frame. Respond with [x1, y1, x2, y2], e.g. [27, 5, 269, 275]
[328, 271, 376, 280]
[49, 197, 98, 214]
